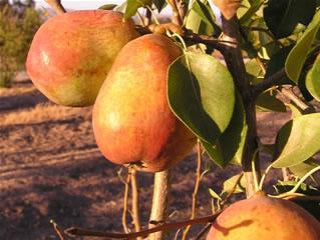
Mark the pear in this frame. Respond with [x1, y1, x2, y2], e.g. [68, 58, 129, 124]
[26, 10, 138, 107]
[207, 192, 320, 240]
[93, 34, 196, 172]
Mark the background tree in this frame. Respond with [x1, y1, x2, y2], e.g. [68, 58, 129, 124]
[0, 0, 41, 87]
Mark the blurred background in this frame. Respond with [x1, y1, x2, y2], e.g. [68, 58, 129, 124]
[0, 0, 41, 87]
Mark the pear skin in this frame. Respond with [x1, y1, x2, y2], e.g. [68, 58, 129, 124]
[26, 10, 138, 107]
[93, 34, 196, 172]
[207, 193, 320, 240]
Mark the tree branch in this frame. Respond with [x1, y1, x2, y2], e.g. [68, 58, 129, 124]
[134, 26, 229, 53]
[252, 69, 287, 98]
[280, 87, 315, 113]
[65, 212, 222, 239]
[167, 0, 183, 25]
[220, 16, 258, 198]
[253, 45, 320, 99]
[149, 170, 171, 240]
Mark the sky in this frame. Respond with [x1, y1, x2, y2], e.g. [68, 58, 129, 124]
[34, 0, 219, 12]
[34, 0, 118, 10]
[33, 0, 220, 19]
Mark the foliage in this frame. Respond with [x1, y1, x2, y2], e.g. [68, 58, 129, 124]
[98, 0, 320, 222]
[28, 0, 320, 237]
[122, 0, 320, 219]
[0, 0, 41, 87]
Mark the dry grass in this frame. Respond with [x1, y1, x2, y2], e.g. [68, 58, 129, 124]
[0, 102, 92, 126]
[0, 85, 35, 97]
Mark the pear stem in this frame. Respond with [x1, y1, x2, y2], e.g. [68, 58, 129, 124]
[45, 0, 66, 15]
[131, 169, 142, 240]
[149, 170, 171, 240]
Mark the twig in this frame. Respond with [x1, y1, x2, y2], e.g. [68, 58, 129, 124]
[251, 59, 314, 115]
[184, 33, 230, 54]
[191, 141, 203, 216]
[220, 172, 244, 206]
[285, 166, 320, 195]
[271, 166, 320, 200]
[173, 228, 182, 240]
[45, 0, 66, 15]
[280, 87, 314, 113]
[167, 0, 183, 25]
[244, 26, 274, 40]
[255, 57, 266, 74]
[134, 26, 229, 53]
[144, 7, 152, 26]
[282, 167, 290, 181]
[253, 45, 320, 99]
[258, 164, 273, 191]
[120, 169, 132, 233]
[149, 170, 171, 240]
[130, 169, 142, 240]
[195, 223, 212, 240]
[50, 219, 66, 240]
[177, 0, 187, 23]
[65, 212, 222, 239]
[136, 11, 146, 27]
[252, 68, 287, 98]
[181, 140, 202, 240]
[243, 26, 284, 47]
[281, 194, 320, 201]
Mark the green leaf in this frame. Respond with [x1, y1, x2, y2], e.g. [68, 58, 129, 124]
[288, 103, 303, 118]
[202, 92, 247, 167]
[285, 10, 320, 82]
[185, 9, 202, 34]
[246, 59, 262, 78]
[306, 55, 320, 101]
[114, 2, 128, 13]
[275, 180, 320, 220]
[168, 52, 235, 145]
[208, 188, 222, 200]
[256, 92, 286, 112]
[153, 0, 167, 12]
[185, 0, 220, 36]
[298, 71, 315, 102]
[273, 113, 320, 168]
[289, 159, 320, 178]
[265, 45, 293, 83]
[124, 0, 152, 19]
[275, 180, 320, 194]
[222, 174, 246, 194]
[246, 59, 263, 85]
[263, 0, 316, 39]
[98, 4, 117, 10]
[198, 21, 214, 36]
[192, 0, 215, 27]
[240, 0, 264, 25]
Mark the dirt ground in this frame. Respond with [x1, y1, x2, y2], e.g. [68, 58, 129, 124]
[0, 76, 291, 240]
